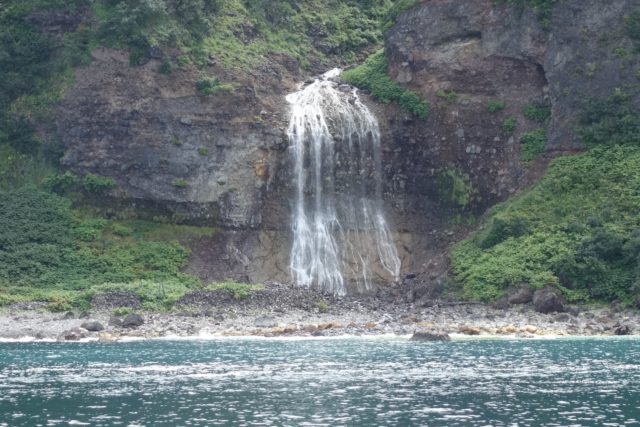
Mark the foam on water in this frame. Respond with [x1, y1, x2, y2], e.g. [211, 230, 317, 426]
[1, 338, 640, 426]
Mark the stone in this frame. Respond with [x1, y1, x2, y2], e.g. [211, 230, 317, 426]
[533, 288, 565, 314]
[80, 320, 105, 332]
[458, 325, 481, 335]
[508, 286, 534, 305]
[554, 313, 572, 322]
[614, 324, 632, 336]
[108, 316, 123, 327]
[254, 316, 278, 328]
[122, 313, 144, 328]
[98, 332, 119, 342]
[524, 325, 538, 334]
[410, 331, 451, 342]
[57, 327, 87, 342]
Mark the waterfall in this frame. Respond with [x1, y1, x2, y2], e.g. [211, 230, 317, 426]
[287, 69, 401, 296]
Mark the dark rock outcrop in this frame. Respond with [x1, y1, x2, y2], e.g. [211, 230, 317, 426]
[122, 313, 145, 328]
[533, 288, 565, 314]
[80, 321, 105, 332]
[57, 327, 87, 341]
[508, 286, 534, 305]
[410, 330, 451, 342]
[614, 324, 632, 336]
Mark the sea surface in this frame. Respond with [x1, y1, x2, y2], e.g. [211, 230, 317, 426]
[1, 337, 639, 426]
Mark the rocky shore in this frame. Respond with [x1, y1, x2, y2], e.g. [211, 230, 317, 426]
[1, 282, 638, 342]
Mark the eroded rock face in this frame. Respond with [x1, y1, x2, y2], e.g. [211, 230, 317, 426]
[53, 0, 640, 292]
[58, 48, 290, 229]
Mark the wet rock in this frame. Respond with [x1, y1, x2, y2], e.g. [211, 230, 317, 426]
[458, 325, 481, 335]
[57, 327, 87, 341]
[122, 313, 144, 328]
[533, 288, 565, 314]
[410, 331, 451, 342]
[254, 316, 278, 328]
[614, 324, 632, 336]
[80, 321, 105, 332]
[508, 286, 534, 305]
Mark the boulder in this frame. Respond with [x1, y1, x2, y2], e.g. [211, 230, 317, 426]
[57, 327, 87, 341]
[458, 325, 481, 336]
[122, 313, 144, 328]
[254, 316, 278, 328]
[108, 316, 123, 327]
[410, 331, 451, 342]
[614, 324, 632, 336]
[533, 288, 565, 314]
[508, 286, 534, 305]
[80, 320, 105, 332]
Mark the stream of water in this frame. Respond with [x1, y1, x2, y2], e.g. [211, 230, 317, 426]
[287, 69, 400, 295]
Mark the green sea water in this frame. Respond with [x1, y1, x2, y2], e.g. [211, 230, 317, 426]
[1, 337, 639, 426]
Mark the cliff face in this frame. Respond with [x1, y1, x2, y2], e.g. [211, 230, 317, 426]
[54, 0, 640, 290]
[387, 0, 637, 150]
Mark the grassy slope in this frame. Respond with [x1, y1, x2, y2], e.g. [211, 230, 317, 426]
[451, 87, 640, 305]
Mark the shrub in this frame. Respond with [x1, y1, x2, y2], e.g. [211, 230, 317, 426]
[198, 147, 209, 156]
[83, 173, 117, 193]
[523, 104, 551, 122]
[451, 145, 640, 303]
[502, 117, 517, 134]
[196, 77, 234, 96]
[342, 50, 429, 119]
[173, 178, 188, 188]
[519, 129, 546, 161]
[436, 90, 458, 102]
[577, 89, 640, 148]
[42, 171, 78, 194]
[209, 282, 264, 301]
[488, 100, 506, 113]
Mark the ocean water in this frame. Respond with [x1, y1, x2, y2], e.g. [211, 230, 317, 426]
[1, 337, 639, 426]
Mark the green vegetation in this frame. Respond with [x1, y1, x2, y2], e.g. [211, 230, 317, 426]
[488, 100, 506, 113]
[208, 282, 264, 301]
[173, 179, 188, 188]
[452, 87, 640, 305]
[82, 173, 117, 194]
[523, 104, 551, 123]
[342, 50, 430, 119]
[437, 169, 474, 210]
[198, 147, 209, 156]
[625, 10, 640, 51]
[452, 146, 640, 303]
[502, 117, 517, 135]
[577, 89, 640, 148]
[519, 129, 547, 161]
[196, 77, 234, 96]
[0, 187, 208, 310]
[436, 90, 459, 102]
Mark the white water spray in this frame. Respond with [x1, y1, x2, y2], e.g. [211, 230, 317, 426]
[287, 69, 401, 296]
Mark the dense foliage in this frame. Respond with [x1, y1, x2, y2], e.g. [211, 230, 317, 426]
[0, 187, 219, 310]
[452, 89, 640, 304]
[342, 50, 430, 118]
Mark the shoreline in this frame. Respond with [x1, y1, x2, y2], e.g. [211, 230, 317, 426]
[1, 299, 638, 343]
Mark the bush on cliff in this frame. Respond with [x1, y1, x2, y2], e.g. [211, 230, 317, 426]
[342, 50, 430, 119]
[452, 145, 640, 304]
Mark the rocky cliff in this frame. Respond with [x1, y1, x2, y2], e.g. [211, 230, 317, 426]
[53, 0, 640, 292]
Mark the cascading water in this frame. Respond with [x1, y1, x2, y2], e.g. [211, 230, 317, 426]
[287, 69, 401, 296]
